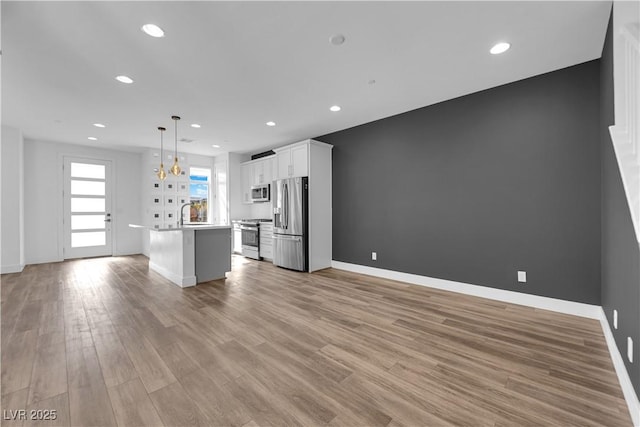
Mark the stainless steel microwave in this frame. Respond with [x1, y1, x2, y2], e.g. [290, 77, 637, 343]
[251, 184, 270, 203]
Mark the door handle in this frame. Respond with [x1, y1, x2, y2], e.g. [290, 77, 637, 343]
[104, 219, 111, 222]
[283, 183, 288, 229]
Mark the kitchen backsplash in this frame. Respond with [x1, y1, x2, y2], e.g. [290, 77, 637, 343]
[250, 200, 272, 219]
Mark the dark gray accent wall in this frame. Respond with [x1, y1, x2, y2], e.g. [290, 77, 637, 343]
[318, 60, 602, 304]
[600, 14, 640, 396]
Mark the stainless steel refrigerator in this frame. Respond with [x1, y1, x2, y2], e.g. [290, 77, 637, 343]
[272, 176, 308, 271]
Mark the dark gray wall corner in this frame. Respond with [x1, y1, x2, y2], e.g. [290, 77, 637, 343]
[317, 61, 602, 304]
[600, 13, 640, 396]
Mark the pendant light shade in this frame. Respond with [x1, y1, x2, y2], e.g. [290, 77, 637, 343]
[157, 126, 167, 181]
[170, 115, 181, 176]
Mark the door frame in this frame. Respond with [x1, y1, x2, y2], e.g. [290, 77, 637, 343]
[60, 155, 115, 259]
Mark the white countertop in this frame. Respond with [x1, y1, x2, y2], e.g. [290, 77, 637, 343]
[129, 223, 232, 231]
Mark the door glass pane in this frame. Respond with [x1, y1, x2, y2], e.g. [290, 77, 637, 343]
[71, 198, 105, 212]
[71, 163, 105, 179]
[71, 215, 105, 230]
[71, 231, 106, 247]
[71, 180, 105, 196]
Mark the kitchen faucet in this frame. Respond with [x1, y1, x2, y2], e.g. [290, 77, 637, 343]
[179, 203, 191, 227]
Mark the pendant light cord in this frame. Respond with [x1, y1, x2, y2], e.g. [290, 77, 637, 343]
[170, 115, 181, 176]
[157, 126, 167, 180]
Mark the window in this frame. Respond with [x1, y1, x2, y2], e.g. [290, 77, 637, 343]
[188, 167, 210, 223]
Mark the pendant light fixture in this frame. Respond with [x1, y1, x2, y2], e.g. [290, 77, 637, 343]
[157, 126, 167, 181]
[170, 115, 181, 176]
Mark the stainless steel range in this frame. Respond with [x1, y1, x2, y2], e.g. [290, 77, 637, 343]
[239, 219, 272, 260]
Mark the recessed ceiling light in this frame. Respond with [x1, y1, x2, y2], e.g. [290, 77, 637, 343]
[88, 137, 97, 141]
[93, 123, 105, 128]
[330, 34, 346, 46]
[212, 144, 220, 148]
[191, 124, 201, 128]
[266, 121, 276, 127]
[330, 105, 341, 112]
[490, 42, 510, 55]
[141, 24, 164, 38]
[115, 75, 134, 84]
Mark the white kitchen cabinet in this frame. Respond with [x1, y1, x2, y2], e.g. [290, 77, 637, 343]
[252, 156, 273, 185]
[264, 156, 274, 184]
[259, 222, 273, 260]
[241, 163, 252, 204]
[275, 142, 308, 179]
[241, 156, 274, 203]
[275, 150, 290, 179]
[252, 161, 262, 185]
[232, 223, 242, 254]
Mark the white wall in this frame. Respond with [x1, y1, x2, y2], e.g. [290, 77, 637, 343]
[1, 126, 25, 273]
[24, 139, 143, 264]
[227, 153, 251, 220]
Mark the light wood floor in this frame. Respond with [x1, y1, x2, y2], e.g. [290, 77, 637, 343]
[1, 255, 632, 426]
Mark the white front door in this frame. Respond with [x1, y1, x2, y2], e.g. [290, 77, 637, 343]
[63, 157, 113, 259]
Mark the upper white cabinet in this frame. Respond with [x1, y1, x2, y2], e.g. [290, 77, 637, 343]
[275, 142, 308, 179]
[241, 162, 252, 204]
[241, 155, 274, 204]
[252, 156, 273, 185]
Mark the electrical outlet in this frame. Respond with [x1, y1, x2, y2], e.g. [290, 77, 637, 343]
[371, 252, 377, 261]
[628, 337, 634, 363]
[517, 271, 526, 283]
[613, 309, 618, 329]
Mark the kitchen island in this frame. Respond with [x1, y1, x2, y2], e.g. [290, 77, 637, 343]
[129, 224, 232, 287]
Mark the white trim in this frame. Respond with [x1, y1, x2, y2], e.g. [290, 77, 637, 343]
[599, 308, 640, 426]
[331, 261, 601, 319]
[1, 264, 25, 274]
[24, 256, 63, 265]
[112, 250, 143, 257]
[149, 261, 196, 288]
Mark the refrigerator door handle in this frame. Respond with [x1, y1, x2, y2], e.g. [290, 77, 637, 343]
[283, 182, 289, 229]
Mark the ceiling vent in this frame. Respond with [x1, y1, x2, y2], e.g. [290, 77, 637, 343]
[180, 138, 194, 143]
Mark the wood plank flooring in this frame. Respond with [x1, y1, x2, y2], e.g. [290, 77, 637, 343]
[1, 255, 632, 426]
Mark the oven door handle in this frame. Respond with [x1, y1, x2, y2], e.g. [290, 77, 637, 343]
[240, 226, 258, 231]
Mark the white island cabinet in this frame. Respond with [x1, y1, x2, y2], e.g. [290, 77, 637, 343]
[131, 224, 231, 287]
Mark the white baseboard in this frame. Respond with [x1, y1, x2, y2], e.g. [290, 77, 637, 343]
[330, 261, 639, 425]
[24, 256, 63, 266]
[113, 250, 144, 257]
[599, 308, 640, 426]
[149, 261, 196, 288]
[330, 261, 601, 319]
[1, 263, 25, 274]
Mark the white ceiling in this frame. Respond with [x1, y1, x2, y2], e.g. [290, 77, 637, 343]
[2, 1, 611, 156]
